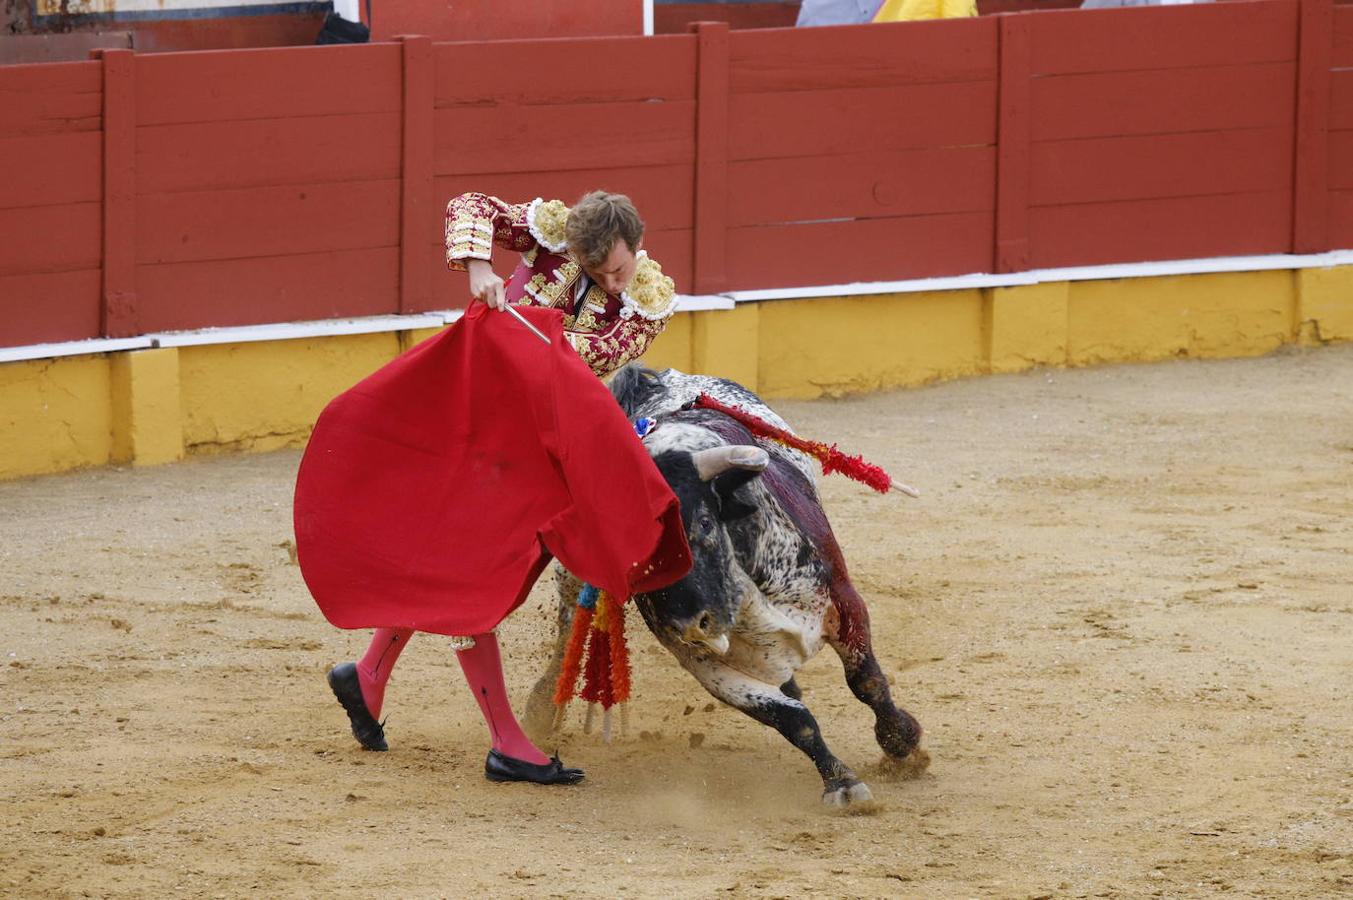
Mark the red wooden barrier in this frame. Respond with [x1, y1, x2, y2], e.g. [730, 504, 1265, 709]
[2, 0, 1352, 351]
[399, 35, 435, 315]
[1330, 5, 1353, 247]
[726, 17, 998, 287]
[995, 14, 1031, 274]
[99, 49, 138, 337]
[1026, 1, 1299, 268]
[691, 21, 730, 295]
[430, 34, 699, 292]
[0, 61, 103, 346]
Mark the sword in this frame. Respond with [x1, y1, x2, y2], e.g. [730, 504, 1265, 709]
[501, 303, 552, 345]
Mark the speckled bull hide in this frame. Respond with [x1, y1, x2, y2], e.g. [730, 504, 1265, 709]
[525, 365, 930, 807]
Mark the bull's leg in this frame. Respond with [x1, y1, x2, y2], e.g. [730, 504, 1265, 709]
[521, 564, 581, 743]
[825, 581, 930, 779]
[680, 654, 873, 808]
[780, 677, 802, 701]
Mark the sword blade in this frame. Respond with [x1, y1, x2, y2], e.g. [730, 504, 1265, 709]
[502, 304, 552, 345]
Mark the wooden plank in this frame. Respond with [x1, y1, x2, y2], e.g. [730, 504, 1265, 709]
[0, 60, 102, 137]
[99, 49, 138, 337]
[1032, 62, 1296, 141]
[0, 203, 102, 277]
[136, 44, 402, 126]
[1031, 127, 1294, 206]
[0, 270, 102, 347]
[434, 100, 695, 175]
[1330, 190, 1353, 249]
[1331, 71, 1353, 130]
[136, 248, 400, 333]
[727, 212, 993, 289]
[1029, 191, 1292, 269]
[1334, 5, 1353, 67]
[1030, 1, 1296, 76]
[1294, 0, 1334, 253]
[137, 113, 401, 195]
[137, 179, 401, 265]
[0, 131, 102, 210]
[400, 36, 435, 315]
[996, 14, 1032, 275]
[1329, 130, 1353, 191]
[433, 34, 695, 106]
[729, 17, 997, 93]
[433, 165, 695, 232]
[692, 21, 729, 295]
[730, 81, 997, 162]
[728, 147, 994, 228]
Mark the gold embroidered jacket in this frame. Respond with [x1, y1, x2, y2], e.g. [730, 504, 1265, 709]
[445, 193, 678, 377]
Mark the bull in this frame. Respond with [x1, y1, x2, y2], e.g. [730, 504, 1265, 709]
[526, 365, 930, 807]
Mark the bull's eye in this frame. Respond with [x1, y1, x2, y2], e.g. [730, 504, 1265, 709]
[698, 514, 714, 534]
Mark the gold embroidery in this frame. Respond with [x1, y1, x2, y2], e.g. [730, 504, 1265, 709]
[520, 260, 579, 311]
[565, 314, 668, 377]
[527, 198, 570, 252]
[619, 254, 677, 321]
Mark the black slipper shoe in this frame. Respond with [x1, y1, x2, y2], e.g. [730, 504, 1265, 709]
[327, 662, 388, 751]
[484, 749, 584, 785]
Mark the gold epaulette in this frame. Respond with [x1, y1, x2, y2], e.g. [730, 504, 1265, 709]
[525, 198, 570, 253]
[619, 253, 678, 321]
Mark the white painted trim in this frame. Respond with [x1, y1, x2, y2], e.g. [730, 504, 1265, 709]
[675, 294, 737, 312]
[729, 271, 1035, 302]
[0, 336, 154, 364]
[3, 249, 1350, 364]
[643, 0, 654, 35]
[148, 312, 457, 348]
[725, 249, 1353, 303]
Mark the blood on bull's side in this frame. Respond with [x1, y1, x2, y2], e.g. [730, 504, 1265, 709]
[526, 364, 930, 807]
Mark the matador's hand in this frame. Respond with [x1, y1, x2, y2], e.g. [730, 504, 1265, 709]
[467, 259, 507, 310]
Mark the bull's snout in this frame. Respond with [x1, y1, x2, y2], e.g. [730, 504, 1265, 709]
[681, 611, 730, 656]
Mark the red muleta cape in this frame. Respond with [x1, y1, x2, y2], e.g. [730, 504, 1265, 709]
[293, 303, 692, 635]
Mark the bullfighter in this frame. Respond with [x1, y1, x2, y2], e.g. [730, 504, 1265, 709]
[319, 190, 679, 784]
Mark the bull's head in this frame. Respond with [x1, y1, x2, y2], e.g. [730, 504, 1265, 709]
[639, 444, 768, 656]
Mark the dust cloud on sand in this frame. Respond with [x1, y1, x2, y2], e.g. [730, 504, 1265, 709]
[2, 345, 1352, 898]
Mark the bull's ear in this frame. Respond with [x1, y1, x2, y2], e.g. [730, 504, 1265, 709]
[713, 468, 762, 521]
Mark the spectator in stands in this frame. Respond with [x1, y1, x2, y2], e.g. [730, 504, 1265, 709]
[797, 0, 974, 25]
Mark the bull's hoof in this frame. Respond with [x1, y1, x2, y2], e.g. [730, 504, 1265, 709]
[521, 677, 562, 745]
[822, 779, 876, 811]
[877, 745, 931, 780]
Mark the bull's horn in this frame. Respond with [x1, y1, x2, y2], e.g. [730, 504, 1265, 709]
[702, 634, 731, 656]
[691, 445, 769, 482]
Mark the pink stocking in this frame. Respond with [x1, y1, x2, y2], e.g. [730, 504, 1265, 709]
[456, 632, 549, 765]
[356, 627, 413, 719]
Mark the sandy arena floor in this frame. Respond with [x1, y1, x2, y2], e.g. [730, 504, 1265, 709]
[2, 345, 1352, 899]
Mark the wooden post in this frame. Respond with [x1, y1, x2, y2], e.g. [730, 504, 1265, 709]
[94, 48, 138, 337]
[398, 35, 435, 314]
[690, 21, 729, 295]
[994, 14, 1031, 275]
[1293, 0, 1333, 254]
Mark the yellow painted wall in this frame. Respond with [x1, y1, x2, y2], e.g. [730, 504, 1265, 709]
[985, 282, 1069, 373]
[0, 354, 112, 480]
[1297, 266, 1353, 343]
[637, 310, 694, 374]
[757, 291, 985, 399]
[178, 333, 402, 454]
[0, 264, 1349, 480]
[1066, 271, 1292, 366]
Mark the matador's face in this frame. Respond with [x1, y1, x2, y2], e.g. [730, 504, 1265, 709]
[581, 240, 641, 297]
